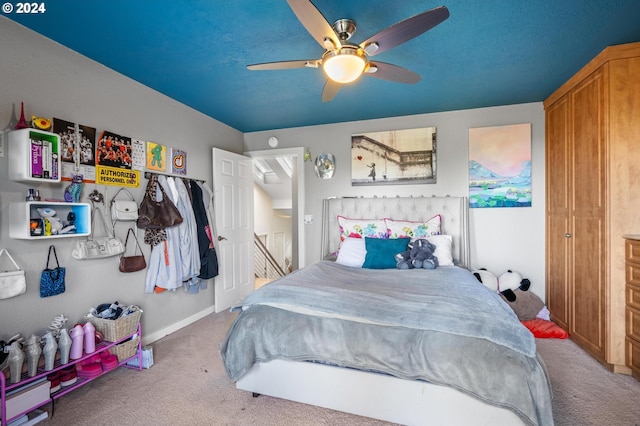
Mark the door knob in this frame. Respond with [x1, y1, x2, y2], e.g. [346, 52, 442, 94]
[564, 233, 572, 238]
[217, 236, 227, 241]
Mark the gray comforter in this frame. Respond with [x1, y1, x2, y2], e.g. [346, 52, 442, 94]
[220, 261, 553, 426]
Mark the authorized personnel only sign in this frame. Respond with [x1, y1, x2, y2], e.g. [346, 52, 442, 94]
[96, 166, 140, 187]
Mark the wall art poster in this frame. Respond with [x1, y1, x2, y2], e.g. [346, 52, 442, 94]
[53, 118, 97, 182]
[351, 127, 436, 186]
[131, 138, 146, 171]
[96, 130, 133, 169]
[146, 141, 166, 172]
[468, 123, 531, 208]
[171, 148, 187, 175]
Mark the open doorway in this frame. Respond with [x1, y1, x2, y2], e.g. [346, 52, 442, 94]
[245, 147, 306, 288]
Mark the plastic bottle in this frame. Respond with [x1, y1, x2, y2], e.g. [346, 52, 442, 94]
[83, 322, 96, 354]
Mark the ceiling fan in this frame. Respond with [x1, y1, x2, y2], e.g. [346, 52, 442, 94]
[247, 0, 450, 102]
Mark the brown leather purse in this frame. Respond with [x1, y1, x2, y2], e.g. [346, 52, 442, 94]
[136, 175, 183, 229]
[119, 228, 147, 273]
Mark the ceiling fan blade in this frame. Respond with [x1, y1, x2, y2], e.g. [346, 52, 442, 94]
[247, 60, 319, 71]
[359, 6, 449, 56]
[365, 62, 421, 84]
[321, 79, 341, 102]
[287, 0, 342, 51]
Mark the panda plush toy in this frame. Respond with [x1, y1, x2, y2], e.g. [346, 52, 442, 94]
[473, 268, 545, 321]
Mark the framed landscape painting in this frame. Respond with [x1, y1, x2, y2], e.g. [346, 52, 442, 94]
[468, 123, 531, 208]
[351, 127, 436, 186]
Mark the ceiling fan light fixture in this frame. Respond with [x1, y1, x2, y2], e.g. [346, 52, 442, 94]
[322, 47, 367, 84]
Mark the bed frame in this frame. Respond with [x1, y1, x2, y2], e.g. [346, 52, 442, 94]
[237, 196, 526, 425]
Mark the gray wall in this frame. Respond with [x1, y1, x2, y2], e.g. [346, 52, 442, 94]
[0, 18, 243, 342]
[244, 102, 546, 298]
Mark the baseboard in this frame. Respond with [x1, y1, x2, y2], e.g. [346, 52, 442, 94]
[141, 306, 216, 345]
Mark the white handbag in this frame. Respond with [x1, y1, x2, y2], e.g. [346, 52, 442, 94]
[0, 249, 27, 299]
[110, 188, 138, 221]
[72, 208, 125, 260]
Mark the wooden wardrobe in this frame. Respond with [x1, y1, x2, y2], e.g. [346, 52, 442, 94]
[544, 42, 640, 372]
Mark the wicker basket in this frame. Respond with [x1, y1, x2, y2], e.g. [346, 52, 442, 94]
[110, 336, 139, 362]
[86, 310, 142, 342]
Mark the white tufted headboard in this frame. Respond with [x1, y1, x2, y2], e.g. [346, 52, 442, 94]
[321, 196, 470, 268]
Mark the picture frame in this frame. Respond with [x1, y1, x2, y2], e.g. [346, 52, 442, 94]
[351, 127, 436, 186]
[468, 123, 531, 208]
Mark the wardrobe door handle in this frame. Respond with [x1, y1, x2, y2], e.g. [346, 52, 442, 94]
[217, 236, 227, 241]
[564, 233, 572, 238]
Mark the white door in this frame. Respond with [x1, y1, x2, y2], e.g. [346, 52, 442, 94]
[212, 148, 254, 312]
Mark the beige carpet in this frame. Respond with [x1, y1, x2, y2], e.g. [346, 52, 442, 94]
[37, 310, 640, 426]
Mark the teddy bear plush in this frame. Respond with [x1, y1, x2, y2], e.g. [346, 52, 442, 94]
[395, 238, 439, 269]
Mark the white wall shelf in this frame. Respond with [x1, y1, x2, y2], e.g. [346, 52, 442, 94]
[8, 128, 61, 183]
[9, 202, 91, 239]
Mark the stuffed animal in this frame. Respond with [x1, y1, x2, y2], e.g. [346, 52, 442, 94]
[473, 268, 545, 321]
[497, 270, 531, 302]
[37, 207, 64, 235]
[37, 207, 76, 235]
[472, 268, 498, 292]
[395, 238, 439, 269]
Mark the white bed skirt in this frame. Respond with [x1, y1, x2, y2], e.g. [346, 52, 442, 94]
[237, 359, 526, 426]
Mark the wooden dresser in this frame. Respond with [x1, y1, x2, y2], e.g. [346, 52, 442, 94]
[544, 42, 640, 372]
[625, 236, 640, 380]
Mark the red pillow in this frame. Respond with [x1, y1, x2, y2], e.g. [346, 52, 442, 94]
[521, 318, 569, 339]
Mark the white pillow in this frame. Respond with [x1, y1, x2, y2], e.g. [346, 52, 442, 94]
[336, 237, 367, 268]
[426, 235, 454, 266]
[337, 216, 388, 241]
[385, 215, 441, 240]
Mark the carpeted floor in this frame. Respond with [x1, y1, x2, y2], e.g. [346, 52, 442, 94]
[36, 309, 640, 425]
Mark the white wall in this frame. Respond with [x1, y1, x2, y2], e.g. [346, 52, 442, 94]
[244, 103, 546, 299]
[0, 18, 244, 342]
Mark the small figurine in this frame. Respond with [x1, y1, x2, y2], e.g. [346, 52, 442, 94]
[14, 101, 28, 129]
[31, 116, 52, 131]
[64, 174, 83, 203]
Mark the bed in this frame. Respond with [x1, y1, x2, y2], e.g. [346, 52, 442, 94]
[220, 196, 553, 426]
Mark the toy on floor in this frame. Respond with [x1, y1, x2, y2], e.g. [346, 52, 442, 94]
[498, 269, 531, 302]
[472, 268, 545, 321]
[395, 238, 439, 269]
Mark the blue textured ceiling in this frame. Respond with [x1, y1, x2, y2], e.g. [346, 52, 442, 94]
[6, 0, 640, 132]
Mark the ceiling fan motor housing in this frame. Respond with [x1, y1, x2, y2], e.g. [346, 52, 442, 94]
[332, 18, 357, 41]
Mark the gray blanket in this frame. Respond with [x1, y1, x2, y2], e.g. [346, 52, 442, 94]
[220, 261, 553, 426]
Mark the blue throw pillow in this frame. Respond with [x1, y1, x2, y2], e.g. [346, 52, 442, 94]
[362, 237, 410, 269]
